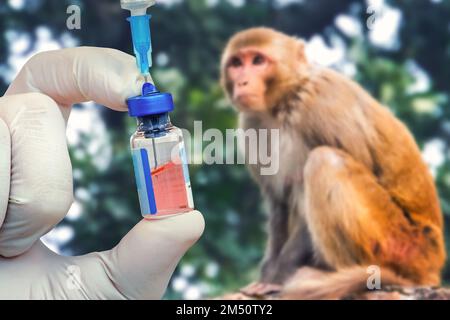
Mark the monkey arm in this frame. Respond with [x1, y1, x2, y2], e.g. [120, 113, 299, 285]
[241, 197, 313, 297]
[261, 220, 314, 284]
[259, 193, 315, 285]
[259, 198, 289, 282]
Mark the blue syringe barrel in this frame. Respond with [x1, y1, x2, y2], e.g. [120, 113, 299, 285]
[127, 14, 152, 75]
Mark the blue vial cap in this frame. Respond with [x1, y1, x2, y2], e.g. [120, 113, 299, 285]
[127, 83, 175, 117]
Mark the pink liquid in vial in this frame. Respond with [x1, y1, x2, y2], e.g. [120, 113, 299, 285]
[151, 161, 190, 216]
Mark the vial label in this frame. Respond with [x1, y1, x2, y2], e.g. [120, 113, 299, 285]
[132, 148, 157, 215]
[131, 146, 194, 217]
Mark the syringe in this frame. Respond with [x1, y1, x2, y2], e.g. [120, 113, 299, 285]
[121, 0, 156, 80]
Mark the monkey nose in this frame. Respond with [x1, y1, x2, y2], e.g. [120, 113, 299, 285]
[238, 80, 249, 87]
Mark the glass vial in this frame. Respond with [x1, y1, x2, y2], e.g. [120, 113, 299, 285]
[128, 84, 194, 219]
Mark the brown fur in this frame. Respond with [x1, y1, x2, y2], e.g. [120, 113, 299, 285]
[221, 28, 446, 299]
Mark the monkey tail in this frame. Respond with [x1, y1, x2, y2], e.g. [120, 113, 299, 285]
[281, 266, 412, 300]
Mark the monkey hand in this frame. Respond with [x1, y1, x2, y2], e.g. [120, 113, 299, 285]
[0, 47, 205, 299]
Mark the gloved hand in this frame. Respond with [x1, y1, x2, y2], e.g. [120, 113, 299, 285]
[0, 47, 204, 300]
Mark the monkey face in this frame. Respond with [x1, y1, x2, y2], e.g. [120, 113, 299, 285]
[225, 48, 274, 112]
[221, 28, 308, 114]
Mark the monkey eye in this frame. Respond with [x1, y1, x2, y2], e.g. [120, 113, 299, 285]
[253, 54, 266, 66]
[229, 57, 242, 68]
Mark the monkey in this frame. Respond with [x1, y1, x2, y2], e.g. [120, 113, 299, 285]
[220, 27, 446, 299]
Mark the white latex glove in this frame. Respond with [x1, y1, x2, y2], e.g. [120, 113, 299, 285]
[0, 47, 204, 300]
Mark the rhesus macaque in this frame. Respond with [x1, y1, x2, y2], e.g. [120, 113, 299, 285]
[220, 27, 446, 299]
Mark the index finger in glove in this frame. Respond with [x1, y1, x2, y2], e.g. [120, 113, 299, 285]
[5, 47, 146, 113]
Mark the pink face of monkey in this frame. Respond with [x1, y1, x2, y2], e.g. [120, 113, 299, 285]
[225, 48, 274, 112]
[222, 28, 307, 113]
